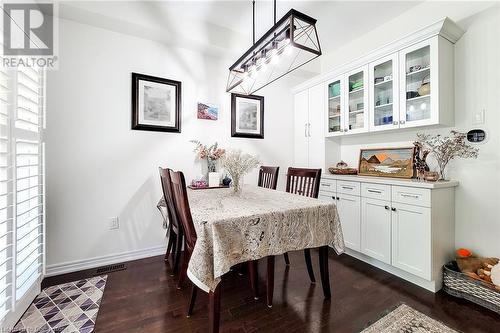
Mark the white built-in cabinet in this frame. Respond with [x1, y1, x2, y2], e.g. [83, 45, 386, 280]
[317, 18, 464, 137]
[319, 175, 457, 292]
[293, 84, 325, 169]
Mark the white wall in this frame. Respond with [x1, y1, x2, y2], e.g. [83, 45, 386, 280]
[323, 4, 500, 257]
[45, 18, 306, 269]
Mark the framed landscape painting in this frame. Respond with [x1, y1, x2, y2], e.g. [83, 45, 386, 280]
[197, 102, 218, 120]
[131, 73, 181, 132]
[231, 93, 264, 139]
[358, 147, 415, 178]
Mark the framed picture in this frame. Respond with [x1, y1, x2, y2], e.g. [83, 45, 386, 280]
[197, 102, 218, 120]
[131, 72, 181, 132]
[358, 147, 415, 178]
[231, 93, 264, 139]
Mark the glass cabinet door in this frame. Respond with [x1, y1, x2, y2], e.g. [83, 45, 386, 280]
[369, 54, 398, 131]
[327, 78, 343, 135]
[400, 39, 436, 127]
[346, 66, 368, 133]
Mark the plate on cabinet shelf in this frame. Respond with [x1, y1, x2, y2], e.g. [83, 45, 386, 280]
[374, 79, 393, 87]
[406, 66, 430, 76]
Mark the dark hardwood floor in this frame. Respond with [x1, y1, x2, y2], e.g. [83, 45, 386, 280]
[42, 250, 500, 333]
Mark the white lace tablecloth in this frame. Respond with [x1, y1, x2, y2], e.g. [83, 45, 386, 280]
[159, 185, 344, 292]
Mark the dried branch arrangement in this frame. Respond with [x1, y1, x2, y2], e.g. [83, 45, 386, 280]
[416, 130, 479, 180]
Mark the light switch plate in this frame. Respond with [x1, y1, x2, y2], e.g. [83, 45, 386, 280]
[473, 109, 485, 125]
[109, 217, 119, 230]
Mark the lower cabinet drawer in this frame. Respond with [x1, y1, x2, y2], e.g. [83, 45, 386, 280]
[319, 179, 336, 193]
[392, 186, 431, 207]
[361, 183, 391, 201]
[337, 181, 360, 196]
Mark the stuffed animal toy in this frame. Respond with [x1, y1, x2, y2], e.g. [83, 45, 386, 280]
[455, 248, 500, 289]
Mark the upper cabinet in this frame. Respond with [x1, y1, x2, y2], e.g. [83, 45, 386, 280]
[311, 18, 463, 137]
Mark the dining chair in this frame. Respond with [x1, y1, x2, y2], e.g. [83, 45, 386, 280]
[257, 166, 279, 190]
[169, 170, 260, 332]
[266, 167, 322, 307]
[159, 167, 184, 279]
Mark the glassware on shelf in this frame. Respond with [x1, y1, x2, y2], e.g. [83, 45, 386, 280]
[328, 80, 342, 133]
[348, 71, 364, 130]
[373, 60, 394, 127]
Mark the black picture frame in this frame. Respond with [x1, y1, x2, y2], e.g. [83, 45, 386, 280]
[131, 72, 182, 133]
[231, 93, 264, 139]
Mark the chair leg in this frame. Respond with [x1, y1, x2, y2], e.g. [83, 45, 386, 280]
[248, 260, 259, 300]
[177, 249, 189, 289]
[173, 232, 183, 275]
[266, 256, 275, 308]
[283, 252, 290, 265]
[304, 249, 316, 283]
[186, 284, 198, 317]
[209, 286, 221, 333]
[318, 246, 331, 299]
[164, 225, 174, 262]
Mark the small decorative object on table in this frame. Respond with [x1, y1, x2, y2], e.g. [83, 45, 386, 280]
[220, 149, 260, 194]
[329, 161, 358, 175]
[423, 171, 439, 182]
[191, 140, 225, 187]
[443, 248, 500, 314]
[416, 131, 479, 181]
[413, 142, 430, 181]
[222, 175, 232, 186]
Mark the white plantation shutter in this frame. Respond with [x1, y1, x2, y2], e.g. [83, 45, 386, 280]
[0, 68, 13, 320]
[14, 67, 44, 301]
[0, 65, 45, 328]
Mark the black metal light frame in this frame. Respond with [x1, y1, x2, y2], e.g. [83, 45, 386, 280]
[226, 7, 321, 95]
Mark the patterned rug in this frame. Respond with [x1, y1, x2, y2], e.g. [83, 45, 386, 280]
[11, 276, 107, 333]
[361, 303, 458, 333]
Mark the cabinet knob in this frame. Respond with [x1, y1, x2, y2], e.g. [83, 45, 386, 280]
[400, 120, 406, 124]
[336, 197, 340, 200]
[384, 205, 390, 210]
[391, 207, 396, 212]
[393, 121, 398, 125]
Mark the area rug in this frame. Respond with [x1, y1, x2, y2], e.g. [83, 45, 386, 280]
[361, 303, 458, 333]
[11, 275, 107, 333]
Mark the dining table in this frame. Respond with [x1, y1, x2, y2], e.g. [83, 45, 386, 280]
[159, 185, 344, 333]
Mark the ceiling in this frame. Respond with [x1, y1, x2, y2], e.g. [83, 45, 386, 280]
[61, 1, 421, 52]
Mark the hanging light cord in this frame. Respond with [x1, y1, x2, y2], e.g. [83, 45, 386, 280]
[274, 0, 276, 24]
[252, 0, 255, 44]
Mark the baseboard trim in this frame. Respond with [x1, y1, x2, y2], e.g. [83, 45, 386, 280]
[45, 245, 166, 277]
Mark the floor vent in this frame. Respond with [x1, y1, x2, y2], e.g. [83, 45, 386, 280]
[94, 263, 127, 275]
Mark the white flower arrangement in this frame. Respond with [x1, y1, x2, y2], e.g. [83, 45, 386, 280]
[220, 150, 260, 193]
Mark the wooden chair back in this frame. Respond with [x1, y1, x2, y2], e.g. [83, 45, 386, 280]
[159, 167, 181, 232]
[257, 166, 280, 190]
[285, 167, 322, 198]
[169, 170, 197, 251]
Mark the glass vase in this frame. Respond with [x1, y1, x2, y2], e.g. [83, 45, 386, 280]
[231, 175, 242, 194]
[207, 158, 216, 173]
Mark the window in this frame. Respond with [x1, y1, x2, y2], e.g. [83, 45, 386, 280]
[0, 66, 45, 328]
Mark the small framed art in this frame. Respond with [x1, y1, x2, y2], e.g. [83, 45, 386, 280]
[358, 147, 415, 178]
[131, 72, 181, 132]
[231, 93, 264, 139]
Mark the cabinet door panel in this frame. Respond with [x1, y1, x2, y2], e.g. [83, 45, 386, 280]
[345, 66, 369, 134]
[369, 53, 399, 132]
[293, 90, 309, 168]
[399, 37, 439, 128]
[308, 84, 325, 169]
[326, 75, 345, 136]
[337, 194, 361, 251]
[391, 202, 431, 279]
[361, 198, 392, 264]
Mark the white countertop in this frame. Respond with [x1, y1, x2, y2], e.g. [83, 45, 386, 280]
[322, 174, 459, 189]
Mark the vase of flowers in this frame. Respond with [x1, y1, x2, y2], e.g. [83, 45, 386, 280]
[191, 140, 225, 187]
[416, 130, 479, 180]
[220, 150, 260, 194]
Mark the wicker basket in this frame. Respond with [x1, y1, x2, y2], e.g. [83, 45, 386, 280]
[443, 261, 500, 314]
[328, 167, 358, 175]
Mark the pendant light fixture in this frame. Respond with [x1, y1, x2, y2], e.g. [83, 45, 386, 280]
[226, 0, 321, 95]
